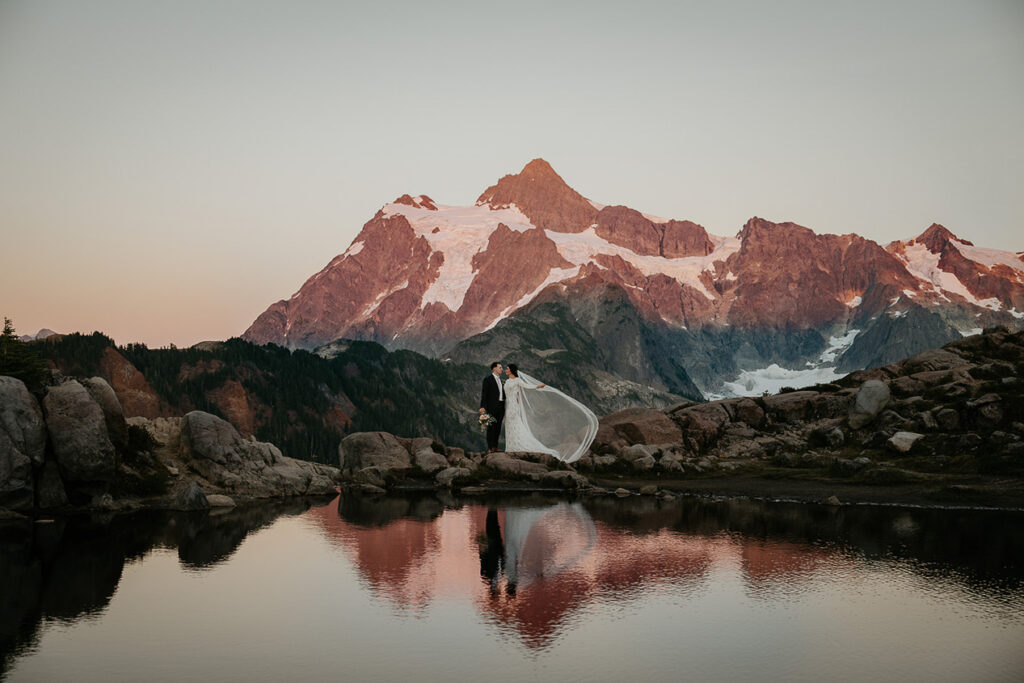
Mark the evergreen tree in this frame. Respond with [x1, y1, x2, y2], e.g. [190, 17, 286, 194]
[0, 317, 49, 393]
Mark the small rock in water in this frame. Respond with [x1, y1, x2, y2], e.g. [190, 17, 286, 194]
[639, 485, 658, 495]
[824, 495, 842, 506]
[206, 494, 236, 507]
[614, 487, 631, 497]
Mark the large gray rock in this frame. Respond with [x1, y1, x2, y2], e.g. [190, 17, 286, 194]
[849, 380, 891, 429]
[181, 410, 339, 497]
[43, 380, 117, 484]
[0, 376, 47, 510]
[82, 377, 128, 452]
[0, 376, 47, 466]
[339, 432, 412, 475]
[413, 448, 449, 474]
[435, 467, 472, 488]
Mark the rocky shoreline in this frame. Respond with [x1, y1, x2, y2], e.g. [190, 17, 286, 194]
[3, 328, 1022, 518]
[333, 327, 1024, 510]
[0, 374, 340, 519]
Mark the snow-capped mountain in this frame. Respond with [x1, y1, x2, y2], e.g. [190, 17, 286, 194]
[243, 159, 1023, 397]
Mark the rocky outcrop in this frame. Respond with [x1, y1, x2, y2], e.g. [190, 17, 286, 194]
[0, 373, 342, 512]
[579, 328, 1024, 484]
[177, 411, 339, 498]
[0, 377, 46, 509]
[43, 380, 117, 489]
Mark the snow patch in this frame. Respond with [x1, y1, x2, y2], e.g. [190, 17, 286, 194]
[953, 240, 1024, 273]
[715, 365, 848, 398]
[959, 328, 984, 337]
[546, 227, 738, 300]
[382, 201, 536, 312]
[844, 295, 862, 308]
[818, 330, 860, 363]
[346, 241, 365, 257]
[481, 266, 582, 332]
[896, 242, 991, 307]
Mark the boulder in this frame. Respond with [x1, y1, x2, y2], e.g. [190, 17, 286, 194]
[43, 380, 117, 485]
[354, 466, 388, 488]
[413, 448, 449, 474]
[632, 455, 656, 471]
[181, 411, 339, 497]
[888, 431, 924, 453]
[764, 391, 818, 423]
[673, 402, 730, 450]
[82, 377, 128, 452]
[174, 481, 209, 510]
[0, 377, 47, 510]
[934, 408, 960, 431]
[206, 494, 236, 507]
[730, 398, 765, 428]
[900, 348, 969, 374]
[596, 407, 683, 448]
[621, 444, 658, 462]
[339, 432, 412, 475]
[483, 453, 548, 476]
[849, 380, 891, 429]
[0, 376, 47, 466]
[435, 467, 472, 488]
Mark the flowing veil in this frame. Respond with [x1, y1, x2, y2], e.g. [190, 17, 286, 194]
[513, 371, 598, 464]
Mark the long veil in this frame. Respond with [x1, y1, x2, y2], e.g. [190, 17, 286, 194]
[514, 371, 598, 464]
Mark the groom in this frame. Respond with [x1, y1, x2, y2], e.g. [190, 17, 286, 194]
[479, 361, 505, 453]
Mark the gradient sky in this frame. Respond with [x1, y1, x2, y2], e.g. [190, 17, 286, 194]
[2, 0, 1022, 347]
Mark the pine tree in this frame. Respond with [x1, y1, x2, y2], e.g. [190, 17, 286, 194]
[0, 317, 50, 393]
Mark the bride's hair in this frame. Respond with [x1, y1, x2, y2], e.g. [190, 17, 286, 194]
[507, 363, 519, 377]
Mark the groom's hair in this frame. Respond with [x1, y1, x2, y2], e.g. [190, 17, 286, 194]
[490, 361, 501, 370]
[507, 364, 518, 377]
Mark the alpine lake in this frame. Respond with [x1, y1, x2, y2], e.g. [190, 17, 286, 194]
[2, 492, 1023, 682]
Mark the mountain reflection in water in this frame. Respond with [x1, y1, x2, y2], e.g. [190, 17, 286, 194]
[307, 493, 1024, 651]
[2, 494, 1023, 681]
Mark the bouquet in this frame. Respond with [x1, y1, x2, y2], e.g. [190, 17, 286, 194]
[478, 412, 496, 432]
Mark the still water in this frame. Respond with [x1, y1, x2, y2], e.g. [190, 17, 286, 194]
[2, 493, 1023, 682]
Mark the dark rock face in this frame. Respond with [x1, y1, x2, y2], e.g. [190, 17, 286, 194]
[838, 306, 962, 373]
[174, 481, 210, 510]
[82, 377, 128, 452]
[0, 377, 47, 510]
[42, 380, 117, 490]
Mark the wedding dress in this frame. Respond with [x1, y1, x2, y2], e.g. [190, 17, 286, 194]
[502, 372, 598, 464]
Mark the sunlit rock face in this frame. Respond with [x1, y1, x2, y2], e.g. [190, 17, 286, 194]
[243, 160, 1024, 396]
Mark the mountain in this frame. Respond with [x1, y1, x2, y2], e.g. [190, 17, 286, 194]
[243, 160, 1024, 396]
[19, 328, 58, 342]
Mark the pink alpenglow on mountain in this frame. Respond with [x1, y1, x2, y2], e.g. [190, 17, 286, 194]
[242, 160, 1024, 358]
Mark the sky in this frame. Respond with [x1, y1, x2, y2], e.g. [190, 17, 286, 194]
[1, 0, 1021, 347]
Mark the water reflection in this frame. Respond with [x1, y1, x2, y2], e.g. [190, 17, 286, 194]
[0, 499, 327, 675]
[309, 493, 1024, 650]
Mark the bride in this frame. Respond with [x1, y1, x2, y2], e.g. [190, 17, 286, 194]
[502, 363, 598, 464]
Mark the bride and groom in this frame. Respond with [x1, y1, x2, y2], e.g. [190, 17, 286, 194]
[479, 362, 598, 464]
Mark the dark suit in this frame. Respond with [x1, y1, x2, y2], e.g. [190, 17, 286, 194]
[480, 373, 505, 450]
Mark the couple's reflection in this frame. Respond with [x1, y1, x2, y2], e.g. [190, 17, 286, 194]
[479, 503, 598, 598]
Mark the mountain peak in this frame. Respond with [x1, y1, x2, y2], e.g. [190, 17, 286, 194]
[476, 159, 597, 233]
[915, 223, 973, 252]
